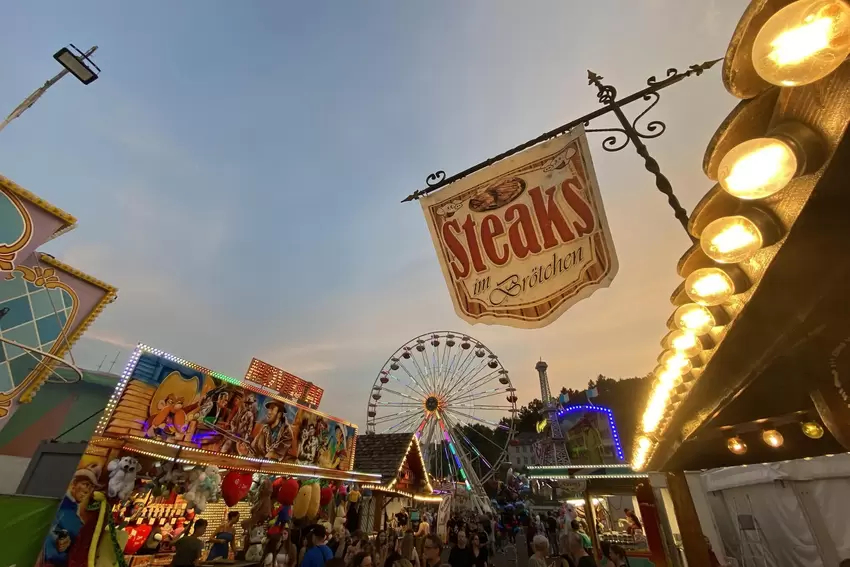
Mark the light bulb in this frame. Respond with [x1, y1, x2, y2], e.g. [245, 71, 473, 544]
[752, 0, 850, 86]
[727, 436, 748, 455]
[674, 303, 717, 335]
[701, 216, 765, 263]
[654, 366, 682, 388]
[718, 138, 798, 200]
[801, 421, 825, 438]
[685, 268, 736, 306]
[762, 429, 785, 448]
[659, 350, 692, 375]
[667, 330, 704, 358]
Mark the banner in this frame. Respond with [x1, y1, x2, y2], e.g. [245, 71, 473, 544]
[420, 126, 617, 328]
[0, 495, 60, 567]
[100, 348, 357, 471]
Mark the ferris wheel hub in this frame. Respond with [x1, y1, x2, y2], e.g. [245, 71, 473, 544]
[425, 396, 440, 412]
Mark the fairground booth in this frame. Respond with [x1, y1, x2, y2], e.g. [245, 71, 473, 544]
[527, 404, 668, 567]
[34, 343, 410, 567]
[629, 1, 850, 566]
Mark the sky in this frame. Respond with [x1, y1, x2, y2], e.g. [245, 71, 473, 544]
[0, 0, 744, 425]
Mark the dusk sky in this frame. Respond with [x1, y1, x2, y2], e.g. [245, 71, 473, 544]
[0, 1, 743, 425]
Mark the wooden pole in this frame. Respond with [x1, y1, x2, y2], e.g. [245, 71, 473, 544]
[583, 491, 601, 559]
[665, 472, 711, 567]
[373, 492, 385, 533]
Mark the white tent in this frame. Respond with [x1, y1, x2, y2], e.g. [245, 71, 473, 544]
[697, 453, 850, 567]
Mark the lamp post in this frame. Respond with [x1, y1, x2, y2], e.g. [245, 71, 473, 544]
[0, 44, 100, 134]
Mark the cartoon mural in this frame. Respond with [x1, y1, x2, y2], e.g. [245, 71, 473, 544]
[0, 174, 117, 433]
[99, 348, 357, 470]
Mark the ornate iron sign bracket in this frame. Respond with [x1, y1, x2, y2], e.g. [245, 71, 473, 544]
[403, 58, 721, 236]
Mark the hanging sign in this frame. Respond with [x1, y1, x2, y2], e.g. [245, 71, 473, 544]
[420, 126, 618, 328]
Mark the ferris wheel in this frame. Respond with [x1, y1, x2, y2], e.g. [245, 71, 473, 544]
[366, 331, 518, 513]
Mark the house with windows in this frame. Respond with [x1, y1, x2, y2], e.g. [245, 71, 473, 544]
[507, 431, 540, 468]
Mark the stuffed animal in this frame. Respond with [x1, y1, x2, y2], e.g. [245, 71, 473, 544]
[245, 525, 266, 562]
[107, 456, 141, 501]
[184, 465, 222, 513]
[251, 478, 273, 526]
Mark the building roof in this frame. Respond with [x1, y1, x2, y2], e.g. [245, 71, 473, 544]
[354, 433, 414, 479]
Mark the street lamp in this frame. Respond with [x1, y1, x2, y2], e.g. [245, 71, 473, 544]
[53, 44, 101, 85]
[0, 44, 100, 134]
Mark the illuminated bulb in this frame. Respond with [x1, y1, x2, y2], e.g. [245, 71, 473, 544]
[727, 436, 748, 455]
[700, 216, 765, 263]
[752, 0, 850, 86]
[801, 421, 825, 438]
[659, 350, 692, 374]
[637, 436, 652, 450]
[718, 138, 798, 200]
[668, 330, 703, 358]
[655, 366, 681, 387]
[762, 429, 785, 448]
[685, 268, 735, 306]
[674, 303, 717, 335]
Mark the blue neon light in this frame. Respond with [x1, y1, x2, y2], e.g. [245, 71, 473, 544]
[557, 404, 626, 461]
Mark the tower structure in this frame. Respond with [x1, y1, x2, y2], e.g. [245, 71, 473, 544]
[534, 360, 571, 466]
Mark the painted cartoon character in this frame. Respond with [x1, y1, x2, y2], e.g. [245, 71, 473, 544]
[43, 463, 101, 567]
[251, 401, 294, 460]
[146, 394, 189, 439]
[220, 393, 257, 455]
[297, 420, 319, 464]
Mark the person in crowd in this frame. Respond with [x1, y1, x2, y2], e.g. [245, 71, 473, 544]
[400, 532, 421, 567]
[622, 509, 642, 535]
[570, 520, 592, 554]
[264, 526, 297, 567]
[207, 510, 240, 560]
[606, 543, 629, 567]
[470, 533, 488, 567]
[559, 535, 577, 567]
[448, 529, 473, 567]
[416, 515, 431, 539]
[303, 525, 334, 567]
[350, 551, 373, 567]
[528, 535, 549, 567]
[326, 559, 346, 567]
[373, 531, 391, 567]
[170, 519, 207, 567]
[422, 535, 443, 567]
[567, 532, 596, 567]
[546, 512, 559, 554]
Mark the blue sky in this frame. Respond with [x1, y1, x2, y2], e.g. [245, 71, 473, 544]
[0, 1, 742, 424]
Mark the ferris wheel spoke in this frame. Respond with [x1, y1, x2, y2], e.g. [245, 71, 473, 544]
[376, 401, 421, 407]
[372, 409, 420, 425]
[445, 407, 510, 430]
[443, 358, 490, 399]
[381, 387, 421, 403]
[407, 353, 434, 394]
[453, 424, 494, 471]
[387, 371, 430, 399]
[446, 368, 499, 402]
[381, 411, 422, 433]
[449, 386, 507, 405]
[417, 344, 436, 390]
[441, 348, 476, 396]
[394, 358, 429, 394]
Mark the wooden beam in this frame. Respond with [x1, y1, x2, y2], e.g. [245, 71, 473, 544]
[665, 472, 710, 567]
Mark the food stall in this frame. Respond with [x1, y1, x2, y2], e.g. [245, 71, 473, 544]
[628, 1, 850, 566]
[353, 432, 442, 534]
[527, 464, 665, 567]
[35, 343, 381, 567]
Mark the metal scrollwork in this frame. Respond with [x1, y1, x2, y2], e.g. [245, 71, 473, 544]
[425, 170, 446, 187]
[587, 70, 617, 105]
[631, 92, 666, 140]
[583, 121, 630, 153]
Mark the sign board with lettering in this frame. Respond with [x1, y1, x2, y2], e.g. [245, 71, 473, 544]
[420, 127, 617, 328]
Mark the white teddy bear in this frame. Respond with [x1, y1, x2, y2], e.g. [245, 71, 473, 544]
[107, 456, 141, 501]
[183, 465, 222, 513]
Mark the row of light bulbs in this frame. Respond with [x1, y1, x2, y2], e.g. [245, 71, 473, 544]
[633, 0, 849, 471]
[727, 421, 825, 455]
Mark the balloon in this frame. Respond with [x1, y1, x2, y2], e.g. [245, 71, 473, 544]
[320, 486, 334, 507]
[278, 478, 299, 506]
[221, 471, 253, 507]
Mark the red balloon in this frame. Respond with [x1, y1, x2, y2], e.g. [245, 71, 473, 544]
[277, 478, 299, 505]
[222, 471, 253, 507]
[320, 486, 333, 507]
